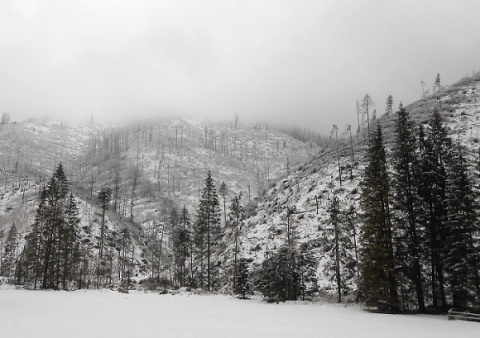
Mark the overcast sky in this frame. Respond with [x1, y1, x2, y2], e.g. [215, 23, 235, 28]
[1, 0, 480, 134]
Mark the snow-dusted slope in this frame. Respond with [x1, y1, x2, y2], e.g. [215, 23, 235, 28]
[240, 72, 480, 293]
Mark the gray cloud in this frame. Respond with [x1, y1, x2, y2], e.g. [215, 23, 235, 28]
[1, 0, 480, 133]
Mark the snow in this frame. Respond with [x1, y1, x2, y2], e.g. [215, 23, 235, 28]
[1, 289, 478, 338]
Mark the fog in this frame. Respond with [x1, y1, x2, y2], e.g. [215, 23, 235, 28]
[1, 0, 480, 134]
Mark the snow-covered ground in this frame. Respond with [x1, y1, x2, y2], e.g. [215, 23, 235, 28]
[1, 289, 478, 338]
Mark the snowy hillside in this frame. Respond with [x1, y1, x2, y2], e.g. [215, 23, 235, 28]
[239, 72, 480, 295]
[0, 116, 318, 285]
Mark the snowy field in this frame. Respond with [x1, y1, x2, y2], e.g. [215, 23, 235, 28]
[1, 288, 479, 338]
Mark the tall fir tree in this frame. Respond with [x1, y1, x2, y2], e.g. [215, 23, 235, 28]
[391, 106, 425, 312]
[1, 223, 18, 278]
[176, 205, 193, 287]
[226, 193, 245, 292]
[195, 171, 222, 290]
[443, 144, 480, 308]
[360, 123, 399, 309]
[417, 110, 449, 309]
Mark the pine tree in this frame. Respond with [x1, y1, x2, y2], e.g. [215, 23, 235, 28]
[296, 242, 318, 301]
[177, 205, 192, 287]
[391, 106, 425, 312]
[257, 244, 317, 302]
[258, 246, 298, 301]
[236, 257, 253, 299]
[60, 193, 81, 289]
[385, 95, 394, 115]
[97, 187, 112, 262]
[323, 195, 355, 302]
[327, 195, 341, 302]
[1, 223, 18, 278]
[170, 206, 179, 287]
[360, 122, 399, 310]
[226, 193, 245, 292]
[195, 171, 222, 290]
[443, 144, 480, 308]
[344, 204, 360, 292]
[21, 163, 82, 290]
[219, 181, 228, 226]
[361, 94, 374, 135]
[417, 110, 450, 309]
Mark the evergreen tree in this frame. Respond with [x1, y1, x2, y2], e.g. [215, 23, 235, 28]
[177, 205, 192, 287]
[236, 257, 253, 299]
[417, 111, 449, 309]
[60, 193, 81, 289]
[391, 106, 425, 312]
[360, 123, 399, 309]
[296, 242, 318, 301]
[444, 144, 480, 308]
[195, 171, 222, 290]
[21, 163, 82, 290]
[219, 181, 228, 226]
[344, 204, 361, 292]
[170, 206, 179, 287]
[97, 187, 112, 262]
[226, 193, 245, 292]
[257, 244, 317, 302]
[322, 196, 356, 302]
[385, 95, 394, 115]
[1, 223, 18, 278]
[258, 246, 298, 301]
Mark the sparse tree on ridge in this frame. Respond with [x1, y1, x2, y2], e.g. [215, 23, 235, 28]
[361, 94, 374, 135]
[385, 95, 394, 115]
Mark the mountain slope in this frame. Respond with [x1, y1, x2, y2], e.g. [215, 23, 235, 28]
[239, 72, 480, 295]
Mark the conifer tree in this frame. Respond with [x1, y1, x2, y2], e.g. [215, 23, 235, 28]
[21, 163, 82, 290]
[1, 223, 18, 278]
[219, 181, 228, 226]
[226, 193, 245, 292]
[195, 171, 222, 290]
[236, 257, 253, 299]
[360, 123, 399, 309]
[176, 205, 192, 286]
[417, 110, 449, 309]
[385, 95, 394, 115]
[322, 196, 355, 302]
[61, 193, 81, 289]
[443, 144, 480, 308]
[391, 107, 425, 312]
[97, 187, 112, 262]
[296, 242, 318, 301]
[327, 196, 341, 302]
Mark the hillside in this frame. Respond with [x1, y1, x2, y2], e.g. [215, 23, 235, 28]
[0, 116, 318, 284]
[1, 72, 480, 302]
[239, 71, 480, 296]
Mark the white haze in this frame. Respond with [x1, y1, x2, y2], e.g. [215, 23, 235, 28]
[1, 0, 480, 134]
